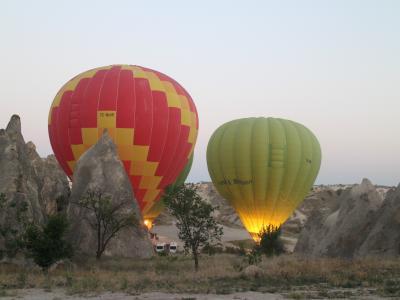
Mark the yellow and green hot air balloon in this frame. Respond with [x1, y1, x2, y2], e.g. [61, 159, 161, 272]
[206, 117, 321, 241]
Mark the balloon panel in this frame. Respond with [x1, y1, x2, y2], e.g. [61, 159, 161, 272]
[207, 117, 321, 240]
[48, 65, 198, 220]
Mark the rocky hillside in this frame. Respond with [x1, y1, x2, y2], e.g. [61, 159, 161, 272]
[155, 182, 380, 235]
[0, 115, 70, 227]
[295, 178, 400, 258]
[1, 114, 398, 258]
[155, 180, 395, 255]
[0, 116, 152, 259]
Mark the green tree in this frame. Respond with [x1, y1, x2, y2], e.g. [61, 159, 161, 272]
[76, 189, 138, 259]
[163, 184, 223, 271]
[0, 193, 29, 259]
[256, 225, 285, 257]
[24, 214, 73, 271]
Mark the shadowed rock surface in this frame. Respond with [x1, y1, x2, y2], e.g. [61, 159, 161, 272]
[67, 132, 153, 258]
[356, 184, 400, 257]
[0, 115, 70, 230]
[294, 178, 400, 258]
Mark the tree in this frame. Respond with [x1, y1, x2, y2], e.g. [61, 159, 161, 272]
[256, 225, 285, 257]
[163, 184, 223, 271]
[76, 189, 138, 259]
[0, 193, 29, 259]
[24, 214, 73, 271]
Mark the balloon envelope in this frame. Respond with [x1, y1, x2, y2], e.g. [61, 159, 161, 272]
[206, 117, 321, 241]
[48, 65, 198, 222]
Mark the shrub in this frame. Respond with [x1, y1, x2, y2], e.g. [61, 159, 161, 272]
[24, 214, 73, 271]
[256, 225, 284, 257]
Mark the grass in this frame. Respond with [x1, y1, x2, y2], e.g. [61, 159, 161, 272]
[1, 254, 400, 297]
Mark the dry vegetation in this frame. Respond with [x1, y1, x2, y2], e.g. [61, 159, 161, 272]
[1, 254, 400, 298]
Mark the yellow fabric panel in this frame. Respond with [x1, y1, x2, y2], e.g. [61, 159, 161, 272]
[145, 72, 165, 92]
[139, 176, 162, 189]
[71, 144, 88, 160]
[142, 189, 162, 214]
[162, 81, 181, 108]
[179, 95, 190, 110]
[165, 92, 181, 108]
[130, 161, 158, 176]
[162, 81, 176, 93]
[97, 111, 116, 128]
[181, 110, 191, 126]
[190, 112, 197, 126]
[117, 145, 149, 161]
[188, 127, 197, 144]
[130, 66, 147, 78]
[81, 128, 99, 145]
[116, 128, 134, 145]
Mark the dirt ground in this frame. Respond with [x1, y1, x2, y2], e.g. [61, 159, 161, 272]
[152, 224, 297, 252]
[2, 289, 284, 300]
[0, 288, 387, 299]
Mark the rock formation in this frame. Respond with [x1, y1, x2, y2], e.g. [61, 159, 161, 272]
[0, 115, 70, 226]
[356, 184, 400, 257]
[294, 178, 398, 258]
[67, 131, 153, 258]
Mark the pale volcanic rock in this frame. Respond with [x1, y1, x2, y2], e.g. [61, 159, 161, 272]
[295, 178, 388, 258]
[0, 115, 70, 230]
[67, 131, 153, 258]
[356, 184, 400, 257]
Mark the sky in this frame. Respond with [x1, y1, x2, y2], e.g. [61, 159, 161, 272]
[0, 0, 399, 186]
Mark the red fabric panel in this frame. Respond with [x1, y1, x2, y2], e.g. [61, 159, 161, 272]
[57, 91, 74, 163]
[133, 78, 153, 146]
[147, 91, 169, 162]
[159, 125, 190, 188]
[98, 66, 121, 111]
[81, 70, 107, 128]
[69, 78, 89, 144]
[134, 189, 147, 210]
[49, 108, 72, 177]
[155, 108, 181, 176]
[116, 69, 135, 129]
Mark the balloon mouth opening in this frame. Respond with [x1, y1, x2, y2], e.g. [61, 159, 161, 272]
[144, 219, 153, 230]
[249, 232, 261, 243]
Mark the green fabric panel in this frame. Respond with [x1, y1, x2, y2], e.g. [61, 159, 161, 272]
[206, 117, 321, 239]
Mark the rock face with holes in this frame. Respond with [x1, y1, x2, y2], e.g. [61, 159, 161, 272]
[295, 178, 400, 258]
[0, 115, 70, 223]
[67, 132, 153, 258]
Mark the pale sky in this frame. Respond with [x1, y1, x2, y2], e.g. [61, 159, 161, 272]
[1, 0, 399, 185]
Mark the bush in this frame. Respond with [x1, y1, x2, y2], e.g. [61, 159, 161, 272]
[256, 225, 284, 257]
[24, 214, 73, 271]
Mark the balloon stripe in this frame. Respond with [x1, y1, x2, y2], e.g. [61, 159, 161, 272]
[207, 117, 321, 241]
[116, 69, 135, 128]
[133, 78, 153, 146]
[98, 66, 121, 111]
[58, 91, 75, 174]
[156, 108, 181, 177]
[49, 65, 198, 221]
[81, 70, 107, 128]
[147, 91, 169, 162]
[68, 79, 89, 145]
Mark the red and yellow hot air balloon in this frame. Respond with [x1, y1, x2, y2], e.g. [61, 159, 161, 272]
[48, 65, 198, 227]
